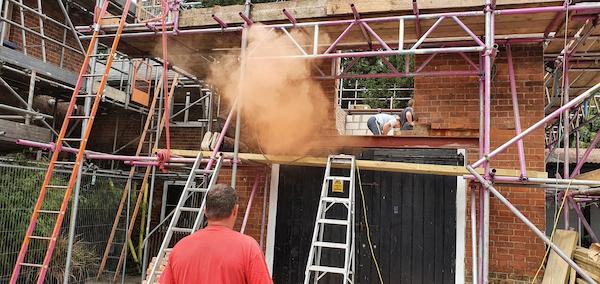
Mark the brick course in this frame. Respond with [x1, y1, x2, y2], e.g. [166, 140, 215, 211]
[415, 44, 545, 281]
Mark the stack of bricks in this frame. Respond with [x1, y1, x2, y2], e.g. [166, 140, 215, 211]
[143, 252, 170, 284]
[335, 106, 347, 135]
[415, 44, 545, 282]
[344, 114, 371, 136]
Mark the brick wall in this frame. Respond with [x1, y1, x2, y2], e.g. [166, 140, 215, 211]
[415, 44, 545, 282]
[7, 0, 84, 72]
[217, 166, 270, 247]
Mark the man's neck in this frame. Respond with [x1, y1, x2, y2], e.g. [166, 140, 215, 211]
[207, 219, 234, 229]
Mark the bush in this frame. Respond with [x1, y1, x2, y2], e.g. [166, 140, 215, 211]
[0, 156, 117, 283]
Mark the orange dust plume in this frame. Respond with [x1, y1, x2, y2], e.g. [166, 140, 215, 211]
[208, 24, 332, 155]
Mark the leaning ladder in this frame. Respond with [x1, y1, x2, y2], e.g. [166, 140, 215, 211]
[10, 1, 133, 283]
[304, 155, 356, 284]
[98, 74, 180, 281]
[146, 153, 225, 283]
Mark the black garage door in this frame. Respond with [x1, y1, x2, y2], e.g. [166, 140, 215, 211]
[273, 149, 462, 284]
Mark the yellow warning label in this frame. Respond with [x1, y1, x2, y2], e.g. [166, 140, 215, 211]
[332, 179, 344, 193]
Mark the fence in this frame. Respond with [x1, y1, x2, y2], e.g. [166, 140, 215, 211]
[0, 158, 139, 283]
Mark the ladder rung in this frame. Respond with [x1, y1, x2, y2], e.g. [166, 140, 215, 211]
[188, 187, 207, 193]
[330, 156, 354, 164]
[89, 53, 110, 58]
[102, 15, 122, 19]
[62, 138, 83, 142]
[54, 161, 75, 165]
[83, 73, 104, 78]
[321, 197, 350, 204]
[46, 185, 68, 189]
[68, 115, 92, 119]
[20, 262, 45, 268]
[179, 207, 202, 212]
[308, 265, 345, 274]
[38, 209, 61, 214]
[77, 94, 97, 98]
[108, 256, 120, 259]
[318, 219, 349, 226]
[195, 169, 213, 175]
[171, 227, 193, 233]
[314, 241, 347, 249]
[326, 176, 352, 182]
[29, 235, 52, 240]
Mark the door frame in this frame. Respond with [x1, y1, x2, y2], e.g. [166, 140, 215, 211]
[456, 149, 467, 284]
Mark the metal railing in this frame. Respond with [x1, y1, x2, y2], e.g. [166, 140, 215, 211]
[337, 79, 414, 109]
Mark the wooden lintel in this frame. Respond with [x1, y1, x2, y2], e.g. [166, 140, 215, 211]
[575, 168, 600, 181]
[167, 149, 548, 178]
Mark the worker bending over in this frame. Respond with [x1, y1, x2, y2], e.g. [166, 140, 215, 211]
[367, 113, 400, 136]
[160, 184, 272, 284]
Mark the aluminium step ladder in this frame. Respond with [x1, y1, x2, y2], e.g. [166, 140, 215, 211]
[305, 155, 356, 284]
[146, 153, 225, 283]
[10, 1, 133, 283]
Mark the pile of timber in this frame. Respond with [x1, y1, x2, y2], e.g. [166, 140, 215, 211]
[570, 243, 600, 284]
[142, 252, 170, 284]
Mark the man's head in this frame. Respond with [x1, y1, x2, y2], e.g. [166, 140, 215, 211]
[407, 99, 415, 107]
[205, 184, 239, 227]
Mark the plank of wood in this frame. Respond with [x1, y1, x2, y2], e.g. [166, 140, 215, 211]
[0, 119, 51, 143]
[569, 268, 576, 284]
[576, 168, 600, 181]
[166, 149, 548, 178]
[542, 230, 579, 284]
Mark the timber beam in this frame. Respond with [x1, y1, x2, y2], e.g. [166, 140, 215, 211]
[166, 149, 548, 178]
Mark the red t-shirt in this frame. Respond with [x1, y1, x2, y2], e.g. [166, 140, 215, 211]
[160, 225, 272, 284]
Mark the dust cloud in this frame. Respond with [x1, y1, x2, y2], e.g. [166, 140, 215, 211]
[208, 24, 331, 155]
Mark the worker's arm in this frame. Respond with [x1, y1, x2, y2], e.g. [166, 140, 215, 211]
[247, 241, 273, 284]
[382, 123, 391, 135]
[406, 111, 415, 127]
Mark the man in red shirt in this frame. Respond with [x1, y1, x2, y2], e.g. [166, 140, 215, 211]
[160, 184, 272, 284]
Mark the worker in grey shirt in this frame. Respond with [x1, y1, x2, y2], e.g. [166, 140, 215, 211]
[367, 113, 400, 135]
[400, 99, 416, 130]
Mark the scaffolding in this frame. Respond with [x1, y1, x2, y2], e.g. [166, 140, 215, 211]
[4, 0, 600, 283]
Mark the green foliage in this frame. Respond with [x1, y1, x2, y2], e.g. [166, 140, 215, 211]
[0, 163, 119, 282]
[341, 55, 414, 109]
[575, 108, 600, 148]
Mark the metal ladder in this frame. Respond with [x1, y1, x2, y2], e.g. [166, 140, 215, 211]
[10, 1, 133, 283]
[146, 153, 225, 283]
[97, 73, 181, 281]
[305, 155, 356, 284]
